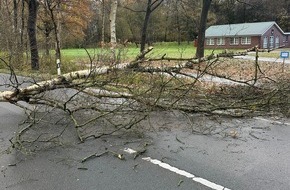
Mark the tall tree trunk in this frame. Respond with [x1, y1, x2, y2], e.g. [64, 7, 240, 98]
[110, 0, 118, 48]
[12, 0, 24, 65]
[45, 32, 50, 56]
[27, 0, 39, 70]
[196, 0, 212, 59]
[140, 0, 152, 54]
[175, 1, 181, 45]
[55, 2, 61, 63]
[20, 0, 25, 46]
[140, 0, 164, 55]
[101, 0, 105, 47]
[13, 0, 18, 34]
[45, 0, 61, 73]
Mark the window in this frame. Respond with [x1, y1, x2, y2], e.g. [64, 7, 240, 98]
[275, 36, 279, 48]
[263, 36, 268, 49]
[230, 37, 239, 45]
[206, 38, 215, 45]
[217, 38, 225, 45]
[283, 36, 287, 43]
[241, 37, 251, 45]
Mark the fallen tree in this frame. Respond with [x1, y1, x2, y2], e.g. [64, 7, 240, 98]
[1, 47, 290, 150]
[0, 47, 249, 103]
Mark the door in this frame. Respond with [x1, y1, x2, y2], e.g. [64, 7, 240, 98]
[269, 36, 274, 49]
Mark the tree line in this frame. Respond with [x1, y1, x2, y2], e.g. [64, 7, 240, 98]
[89, 0, 290, 45]
[0, 0, 289, 70]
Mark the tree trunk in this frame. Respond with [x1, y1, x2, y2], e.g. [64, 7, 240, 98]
[20, 0, 25, 46]
[140, 0, 152, 54]
[196, 0, 212, 59]
[45, 0, 61, 73]
[12, 0, 24, 65]
[44, 23, 51, 56]
[27, 0, 39, 70]
[55, 3, 61, 63]
[140, 0, 164, 55]
[13, 0, 18, 34]
[110, 0, 118, 48]
[101, 0, 105, 47]
[0, 48, 249, 103]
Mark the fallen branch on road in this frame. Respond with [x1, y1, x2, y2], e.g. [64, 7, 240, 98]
[81, 150, 125, 163]
[3, 46, 290, 151]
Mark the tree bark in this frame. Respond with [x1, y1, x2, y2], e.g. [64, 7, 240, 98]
[140, 0, 152, 54]
[101, 0, 105, 47]
[140, 0, 164, 55]
[27, 0, 39, 70]
[196, 0, 212, 59]
[0, 47, 249, 103]
[55, 2, 61, 63]
[110, 0, 118, 48]
[44, 0, 61, 73]
[13, 0, 18, 34]
[20, 0, 25, 46]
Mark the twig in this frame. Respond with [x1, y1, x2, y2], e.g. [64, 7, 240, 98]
[81, 150, 125, 163]
[175, 135, 185, 144]
[177, 180, 184, 187]
[81, 151, 108, 163]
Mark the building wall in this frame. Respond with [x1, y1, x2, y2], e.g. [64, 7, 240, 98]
[261, 25, 285, 49]
[204, 24, 289, 49]
[204, 36, 260, 49]
[284, 35, 290, 48]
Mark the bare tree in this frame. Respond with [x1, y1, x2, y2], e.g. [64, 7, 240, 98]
[101, 0, 106, 47]
[196, 0, 212, 59]
[110, 0, 118, 48]
[26, 0, 39, 70]
[140, 0, 164, 54]
[43, 0, 61, 73]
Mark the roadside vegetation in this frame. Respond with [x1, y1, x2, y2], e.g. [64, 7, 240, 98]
[1, 42, 240, 75]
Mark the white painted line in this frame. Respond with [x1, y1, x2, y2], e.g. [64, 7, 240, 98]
[142, 157, 195, 178]
[193, 177, 230, 190]
[142, 157, 231, 190]
[254, 117, 290, 126]
[123, 148, 137, 154]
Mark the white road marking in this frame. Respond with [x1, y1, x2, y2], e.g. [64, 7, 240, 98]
[123, 147, 231, 189]
[142, 157, 231, 190]
[143, 157, 195, 178]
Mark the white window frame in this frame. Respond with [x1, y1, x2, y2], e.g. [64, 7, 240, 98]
[230, 37, 239, 45]
[206, 38, 215, 46]
[275, 36, 279, 48]
[241, 37, 251, 45]
[263, 36, 268, 49]
[216, 37, 225, 45]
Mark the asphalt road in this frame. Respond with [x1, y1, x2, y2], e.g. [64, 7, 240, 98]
[1, 74, 290, 190]
[0, 103, 212, 190]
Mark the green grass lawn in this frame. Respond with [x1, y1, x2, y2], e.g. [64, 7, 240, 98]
[60, 42, 233, 62]
[257, 48, 290, 58]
